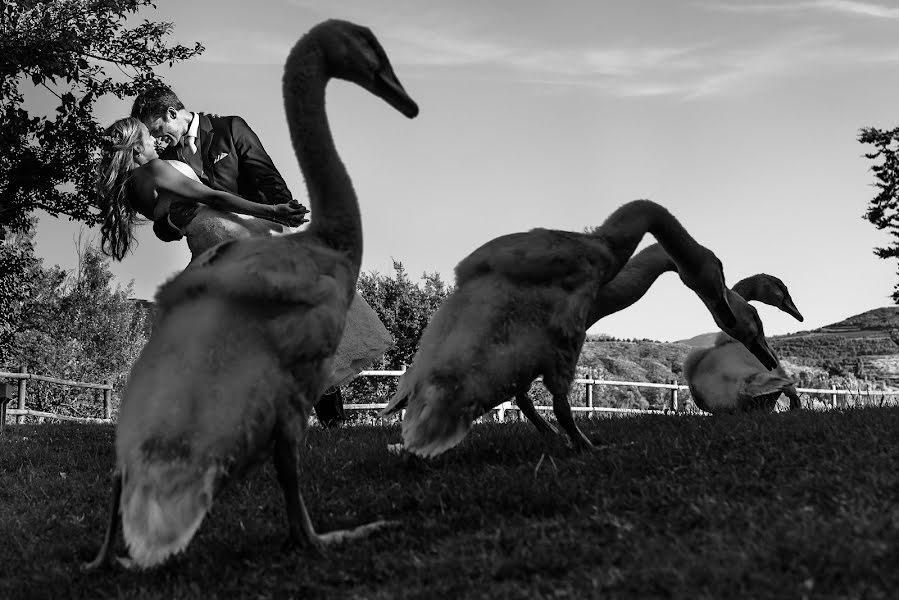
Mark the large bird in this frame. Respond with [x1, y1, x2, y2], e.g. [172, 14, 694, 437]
[83, 20, 418, 570]
[684, 274, 805, 414]
[381, 200, 779, 457]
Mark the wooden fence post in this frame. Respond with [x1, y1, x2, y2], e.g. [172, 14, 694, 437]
[103, 380, 112, 420]
[669, 379, 679, 413]
[16, 365, 27, 425]
[830, 384, 838, 409]
[586, 369, 594, 410]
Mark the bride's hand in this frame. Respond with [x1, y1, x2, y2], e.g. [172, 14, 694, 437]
[271, 201, 310, 226]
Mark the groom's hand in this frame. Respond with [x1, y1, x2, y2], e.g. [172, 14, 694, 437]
[273, 201, 310, 227]
[288, 199, 309, 217]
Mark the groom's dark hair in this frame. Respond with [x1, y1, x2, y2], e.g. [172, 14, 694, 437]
[131, 86, 186, 123]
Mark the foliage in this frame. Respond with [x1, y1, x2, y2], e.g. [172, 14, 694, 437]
[3, 237, 148, 418]
[2, 409, 898, 598]
[344, 261, 452, 404]
[578, 340, 686, 410]
[0, 0, 203, 235]
[859, 125, 899, 302]
[0, 221, 42, 362]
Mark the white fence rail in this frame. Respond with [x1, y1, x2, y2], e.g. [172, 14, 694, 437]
[342, 371, 899, 419]
[2, 367, 897, 431]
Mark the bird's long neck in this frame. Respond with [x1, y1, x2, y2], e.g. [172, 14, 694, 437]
[591, 200, 705, 280]
[730, 276, 766, 303]
[587, 243, 676, 327]
[283, 42, 362, 273]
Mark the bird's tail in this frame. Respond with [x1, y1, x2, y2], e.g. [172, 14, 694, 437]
[400, 382, 471, 458]
[120, 458, 220, 569]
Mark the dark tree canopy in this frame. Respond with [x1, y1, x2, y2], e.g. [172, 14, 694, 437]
[859, 125, 899, 302]
[0, 0, 203, 236]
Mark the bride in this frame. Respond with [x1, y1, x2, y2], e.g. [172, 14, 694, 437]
[96, 116, 393, 411]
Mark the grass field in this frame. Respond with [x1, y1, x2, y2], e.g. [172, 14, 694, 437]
[1, 408, 897, 599]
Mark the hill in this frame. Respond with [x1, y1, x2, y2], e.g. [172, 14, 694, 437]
[677, 331, 719, 348]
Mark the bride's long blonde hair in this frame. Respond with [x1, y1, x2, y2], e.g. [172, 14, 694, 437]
[96, 117, 149, 261]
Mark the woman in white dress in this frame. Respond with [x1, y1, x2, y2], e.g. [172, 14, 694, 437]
[96, 117, 393, 420]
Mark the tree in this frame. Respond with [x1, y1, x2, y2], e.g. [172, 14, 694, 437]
[344, 262, 452, 408]
[859, 124, 899, 301]
[0, 0, 203, 236]
[0, 220, 42, 363]
[7, 237, 149, 419]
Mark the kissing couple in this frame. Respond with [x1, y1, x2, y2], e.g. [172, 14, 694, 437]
[96, 85, 392, 425]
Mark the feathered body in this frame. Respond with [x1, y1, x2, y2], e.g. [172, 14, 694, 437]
[85, 19, 418, 570]
[116, 239, 352, 566]
[392, 231, 609, 455]
[383, 201, 780, 457]
[684, 337, 798, 413]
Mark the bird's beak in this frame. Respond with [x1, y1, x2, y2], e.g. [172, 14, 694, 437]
[748, 337, 779, 370]
[374, 66, 419, 118]
[781, 297, 804, 322]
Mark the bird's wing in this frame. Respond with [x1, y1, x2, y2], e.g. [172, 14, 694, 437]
[739, 371, 795, 399]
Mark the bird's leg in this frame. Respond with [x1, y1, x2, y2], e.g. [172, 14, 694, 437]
[785, 386, 802, 410]
[514, 392, 559, 436]
[273, 426, 397, 555]
[550, 393, 594, 452]
[81, 471, 122, 571]
[273, 426, 324, 554]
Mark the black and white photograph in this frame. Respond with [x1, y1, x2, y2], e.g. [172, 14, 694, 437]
[2, 1, 898, 598]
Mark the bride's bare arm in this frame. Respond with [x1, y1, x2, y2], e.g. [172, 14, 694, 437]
[143, 159, 308, 226]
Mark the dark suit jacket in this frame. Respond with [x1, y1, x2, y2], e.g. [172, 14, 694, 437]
[161, 113, 293, 205]
[154, 113, 294, 241]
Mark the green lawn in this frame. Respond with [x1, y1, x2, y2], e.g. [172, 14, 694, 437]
[1, 408, 897, 599]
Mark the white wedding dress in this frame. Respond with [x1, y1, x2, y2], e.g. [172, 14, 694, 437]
[162, 159, 393, 391]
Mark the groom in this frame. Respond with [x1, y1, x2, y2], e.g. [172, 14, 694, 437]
[131, 85, 345, 428]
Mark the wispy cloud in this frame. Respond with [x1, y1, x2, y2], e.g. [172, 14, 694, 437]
[704, 0, 899, 18]
[191, 4, 899, 100]
[383, 24, 888, 99]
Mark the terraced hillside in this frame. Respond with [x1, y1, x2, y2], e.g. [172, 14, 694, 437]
[770, 307, 899, 385]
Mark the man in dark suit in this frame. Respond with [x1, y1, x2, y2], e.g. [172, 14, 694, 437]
[131, 86, 345, 428]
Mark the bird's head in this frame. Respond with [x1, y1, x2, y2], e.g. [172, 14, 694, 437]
[304, 19, 419, 119]
[733, 273, 804, 322]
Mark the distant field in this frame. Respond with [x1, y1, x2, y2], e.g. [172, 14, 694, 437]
[1, 410, 897, 599]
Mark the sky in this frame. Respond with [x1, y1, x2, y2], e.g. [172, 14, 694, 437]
[27, 0, 899, 342]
